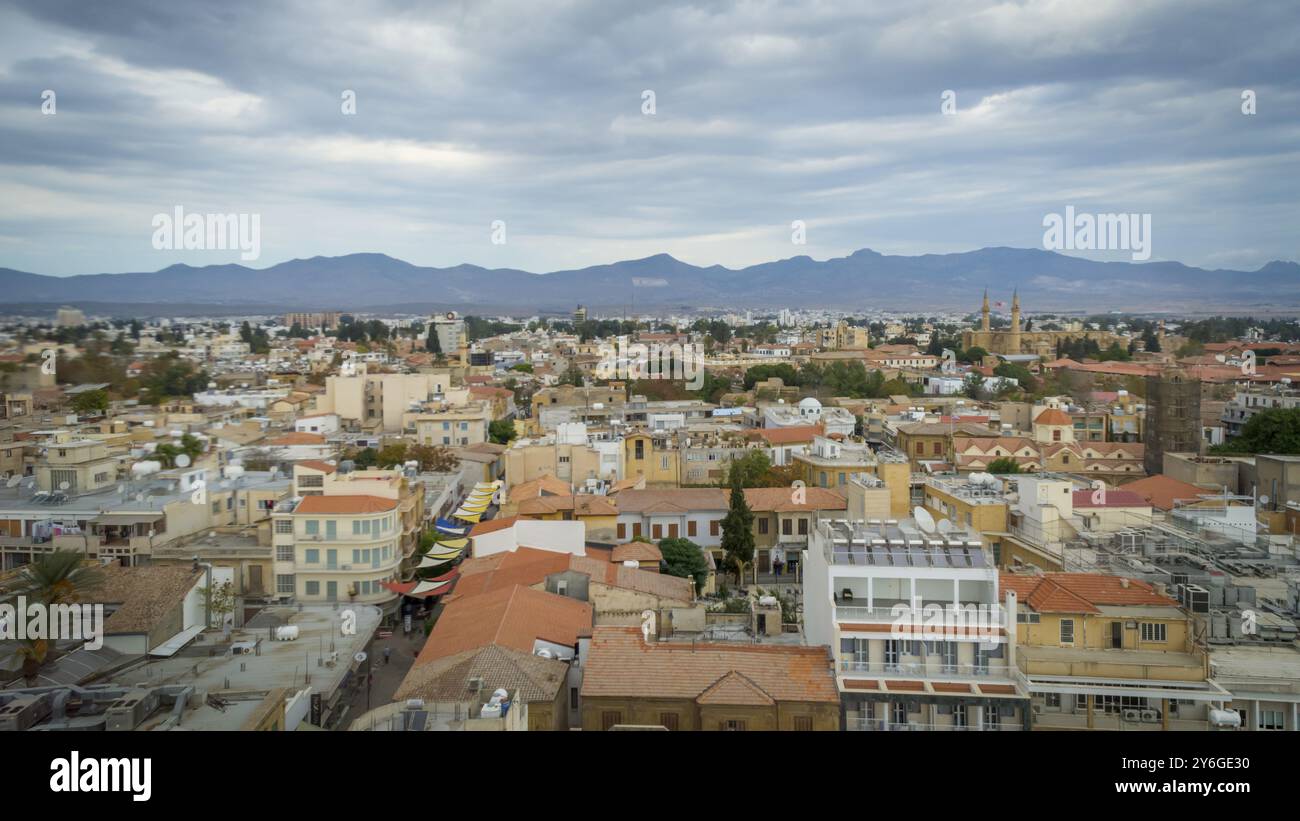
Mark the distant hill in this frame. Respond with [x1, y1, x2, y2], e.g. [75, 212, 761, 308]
[0, 248, 1295, 315]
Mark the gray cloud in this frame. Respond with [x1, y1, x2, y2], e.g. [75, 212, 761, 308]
[0, 0, 1296, 276]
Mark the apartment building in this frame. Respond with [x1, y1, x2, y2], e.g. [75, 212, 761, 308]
[1001, 572, 1230, 730]
[504, 423, 620, 488]
[271, 463, 425, 614]
[413, 400, 493, 447]
[1221, 385, 1300, 438]
[804, 518, 1030, 731]
[324, 370, 455, 432]
[792, 436, 911, 517]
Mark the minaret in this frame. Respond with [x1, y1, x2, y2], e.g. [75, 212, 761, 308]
[1010, 289, 1022, 353]
[981, 289, 990, 333]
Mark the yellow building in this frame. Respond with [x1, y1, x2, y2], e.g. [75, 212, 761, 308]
[792, 437, 911, 517]
[1002, 573, 1227, 730]
[623, 432, 681, 487]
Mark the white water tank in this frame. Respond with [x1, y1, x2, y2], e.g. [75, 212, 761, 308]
[275, 625, 299, 641]
[132, 461, 162, 477]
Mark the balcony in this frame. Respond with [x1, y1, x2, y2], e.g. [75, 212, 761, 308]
[840, 660, 1016, 682]
[849, 717, 1021, 732]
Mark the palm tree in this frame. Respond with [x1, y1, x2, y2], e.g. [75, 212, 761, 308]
[11, 550, 105, 684]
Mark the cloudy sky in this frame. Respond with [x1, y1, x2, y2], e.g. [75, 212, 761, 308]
[0, 0, 1296, 277]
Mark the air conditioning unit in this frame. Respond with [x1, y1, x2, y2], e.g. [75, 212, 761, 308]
[1122, 708, 1142, 723]
[1141, 709, 1159, 723]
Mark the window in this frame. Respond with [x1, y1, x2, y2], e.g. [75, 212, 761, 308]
[277, 574, 294, 594]
[1059, 619, 1075, 644]
[632, 523, 642, 539]
[601, 711, 622, 731]
[782, 518, 792, 536]
[797, 518, 808, 536]
[793, 716, 813, 731]
[326, 521, 337, 539]
[1140, 622, 1167, 643]
[276, 545, 293, 561]
[305, 580, 320, 596]
[687, 520, 697, 537]
[652, 524, 663, 539]
[299, 474, 323, 488]
[723, 719, 746, 731]
[1045, 693, 1061, 709]
[933, 442, 942, 455]
[276, 519, 293, 534]
[305, 520, 319, 536]
[617, 523, 626, 540]
[1259, 710, 1284, 730]
[758, 518, 769, 535]
[915, 443, 924, 455]
[659, 713, 680, 731]
[710, 520, 719, 537]
[305, 549, 319, 564]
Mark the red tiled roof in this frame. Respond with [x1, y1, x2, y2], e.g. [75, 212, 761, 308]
[1071, 489, 1149, 509]
[414, 584, 592, 664]
[1121, 474, 1212, 511]
[1000, 572, 1178, 614]
[295, 494, 396, 514]
[580, 627, 838, 704]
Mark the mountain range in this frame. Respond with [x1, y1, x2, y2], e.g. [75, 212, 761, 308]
[0, 247, 1295, 316]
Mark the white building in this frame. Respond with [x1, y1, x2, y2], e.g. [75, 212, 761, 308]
[804, 517, 1029, 731]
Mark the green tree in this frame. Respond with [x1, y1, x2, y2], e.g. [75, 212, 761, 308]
[70, 389, 109, 415]
[1213, 407, 1300, 454]
[426, 325, 443, 356]
[489, 418, 518, 445]
[658, 537, 709, 594]
[719, 474, 755, 585]
[11, 551, 105, 683]
[987, 457, 1021, 474]
[721, 450, 777, 488]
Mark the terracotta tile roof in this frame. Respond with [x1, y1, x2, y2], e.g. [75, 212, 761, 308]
[748, 425, 824, 445]
[615, 488, 728, 512]
[393, 644, 568, 704]
[1000, 572, 1179, 614]
[453, 547, 692, 602]
[295, 459, 337, 474]
[743, 486, 846, 513]
[696, 671, 776, 706]
[450, 548, 573, 599]
[415, 584, 592, 664]
[295, 494, 397, 514]
[612, 541, 662, 563]
[1033, 408, 1073, 426]
[1119, 474, 1209, 510]
[1071, 489, 1149, 509]
[469, 515, 517, 536]
[580, 627, 838, 704]
[509, 474, 571, 499]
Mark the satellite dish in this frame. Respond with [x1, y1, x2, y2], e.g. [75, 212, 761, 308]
[5, 476, 20, 488]
[175, 454, 192, 468]
[58, 481, 70, 491]
[937, 519, 954, 535]
[1259, 495, 1270, 505]
[913, 506, 937, 534]
[354, 651, 368, 664]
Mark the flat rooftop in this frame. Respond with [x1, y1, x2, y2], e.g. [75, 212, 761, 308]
[99, 604, 380, 730]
